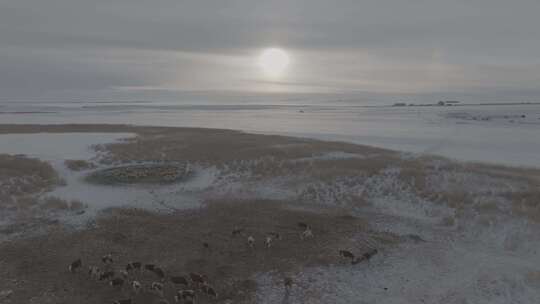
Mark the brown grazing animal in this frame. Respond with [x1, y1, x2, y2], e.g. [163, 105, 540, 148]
[68, 259, 82, 272]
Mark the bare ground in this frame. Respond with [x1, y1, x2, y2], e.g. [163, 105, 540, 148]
[0, 200, 395, 304]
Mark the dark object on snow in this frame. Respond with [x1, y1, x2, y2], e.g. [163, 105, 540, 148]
[363, 248, 378, 260]
[284, 277, 293, 289]
[351, 248, 379, 264]
[69, 259, 82, 272]
[406, 234, 426, 243]
[339, 250, 355, 259]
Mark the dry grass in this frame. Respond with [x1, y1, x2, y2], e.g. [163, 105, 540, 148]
[0, 154, 62, 197]
[0, 200, 393, 304]
[64, 159, 96, 171]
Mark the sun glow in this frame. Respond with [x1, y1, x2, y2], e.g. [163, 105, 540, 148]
[258, 48, 290, 78]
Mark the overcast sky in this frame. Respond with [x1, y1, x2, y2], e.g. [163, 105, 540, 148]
[2, 0, 540, 103]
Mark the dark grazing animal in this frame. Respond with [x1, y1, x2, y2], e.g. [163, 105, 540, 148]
[203, 285, 218, 298]
[152, 267, 165, 279]
[268, 232, 282, 240]
[144, 264, 156, 271]
[284, 277, 293, 289]
[151, 282, 164, 297]
[232, 227, 244, 236]
[339, 250, 355, 259]
[175, 289, 195, 302]
[88, 266, 100, 279]
[99, 271, 115, 281]
[170, 276, 189, 285]
[69, 259, 82, 272]
[112, 299, 132, 304]
[363, 248, 378, 260]
[297, 222, 309, 229]
[102, 253, 113, 264]
[110, 278, 124, 287]
[189, 272, 206, 285]
[125, 262, 141, 271]
[352, 248, 379, 264]
[131, 280, 142, 293]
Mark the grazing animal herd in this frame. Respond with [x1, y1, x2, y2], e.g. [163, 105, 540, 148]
[68, 254, 217, 304]
[67, 221, 378, 303]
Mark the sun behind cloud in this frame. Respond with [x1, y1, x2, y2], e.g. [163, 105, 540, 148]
[258, 48, 290, 78]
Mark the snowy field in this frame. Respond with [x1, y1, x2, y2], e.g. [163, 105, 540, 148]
[1, 102, 540, 168]
[0, 124, 540, 304]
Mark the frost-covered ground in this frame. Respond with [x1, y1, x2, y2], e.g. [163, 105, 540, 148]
[0, 133, 219, 230]
[0, 124, 539, 303]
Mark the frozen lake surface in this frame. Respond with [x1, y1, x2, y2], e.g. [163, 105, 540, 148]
[1, 102, 539, 168]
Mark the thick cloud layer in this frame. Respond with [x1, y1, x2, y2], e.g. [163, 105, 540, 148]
[1, 0, 540, 102]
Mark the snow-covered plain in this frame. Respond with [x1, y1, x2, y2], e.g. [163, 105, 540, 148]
[1, 102, 540, 167]
[1, 102, 540, 303]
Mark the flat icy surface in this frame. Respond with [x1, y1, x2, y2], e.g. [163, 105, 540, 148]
[1, 102, 540, 167]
